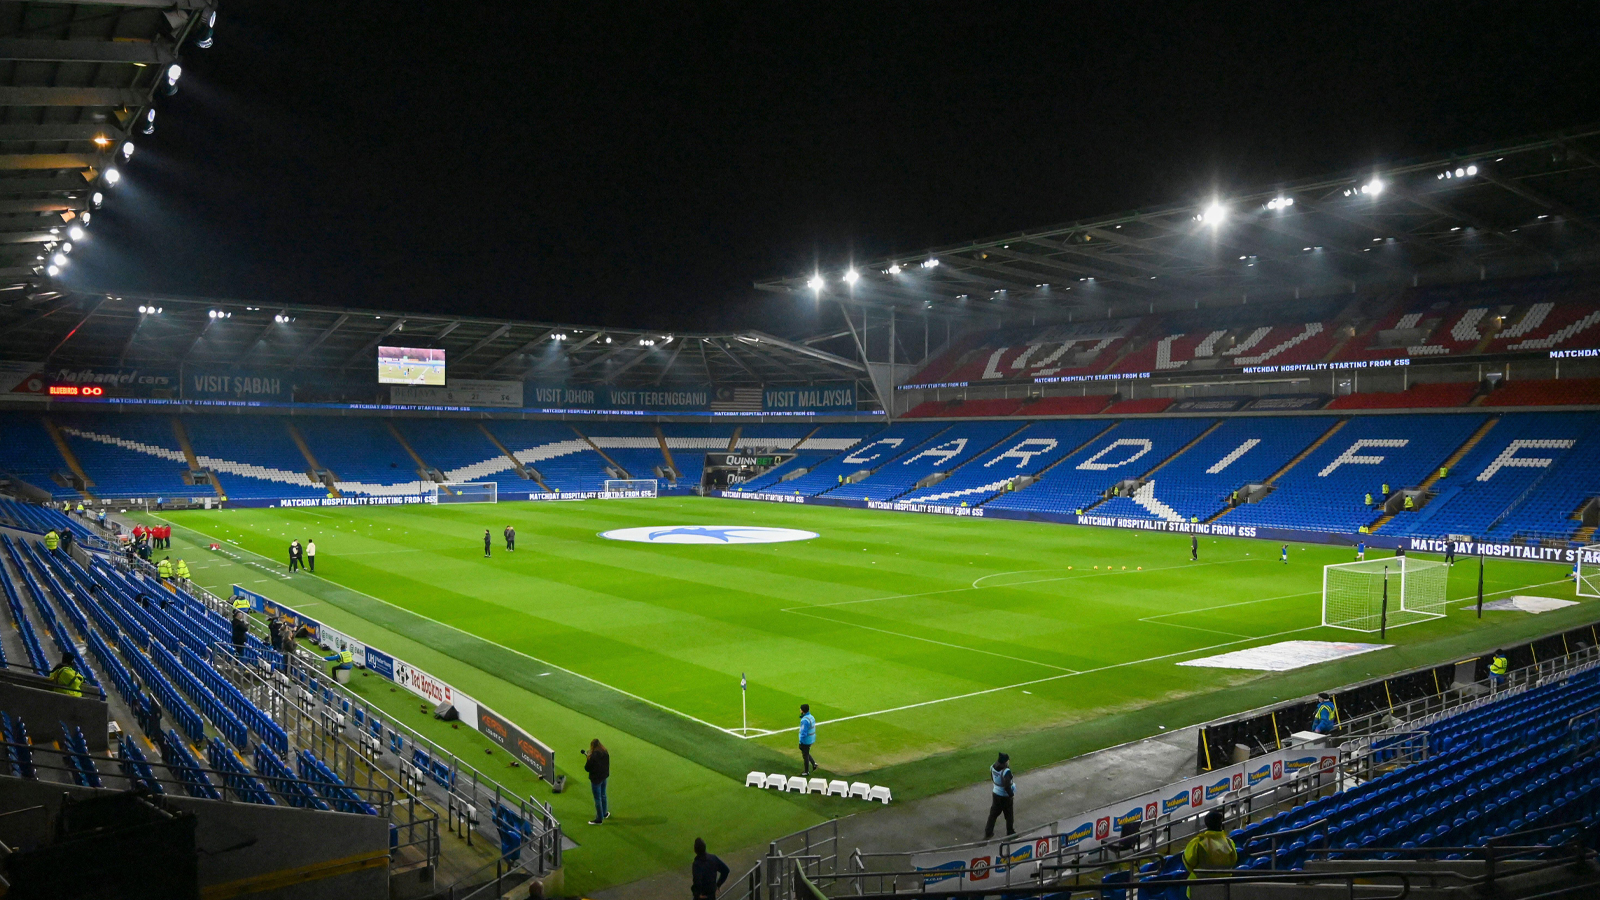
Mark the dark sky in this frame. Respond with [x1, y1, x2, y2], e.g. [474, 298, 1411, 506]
[67, 2, 1600, 336]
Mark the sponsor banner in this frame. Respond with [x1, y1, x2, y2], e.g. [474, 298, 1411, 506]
[1035, 371, 1151, 384]
[275, 495, 437, 508]
[763, 382, 856, 412]
[720, 491, 808, 503]
[477, 705, 557, 783]
[363, 645, 395, 680]
[911, 741, 1331, 892]
[318, 624, 367, 668]
[391, 379, 523, 408]
[1167, 397, 1250, 412]
[185, 370, 289, 400]
[1242, 358, 1410, 375]
[526, 383, 713, 411]
[10, 365, 178, 395]
[394, 658, 457, 707]
[235, 585, 323, 641]
[867, 500, 986, 517]
[707, 452, 795, 469]
[1550, 349, 1600, 359]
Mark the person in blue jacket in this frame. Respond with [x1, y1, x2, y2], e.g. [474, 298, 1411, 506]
[798, 703, 818, 775]
[1312, 693, 1337, 734]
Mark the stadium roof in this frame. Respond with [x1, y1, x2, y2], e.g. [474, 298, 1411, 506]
[755, 129, 1600, 323]
[0, 291, 867, 386]
[0, 1, 213, 291]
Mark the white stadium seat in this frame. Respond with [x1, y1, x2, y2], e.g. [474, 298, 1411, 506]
[827, 779, 850, 797]
[868, 785, 892, 804]
[765, 773, 789, 791]
[746, 771, 766, 788]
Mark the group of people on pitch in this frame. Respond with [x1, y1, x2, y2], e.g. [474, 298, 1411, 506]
[286, 539, 316, 573]
[484, 526, 515, 556]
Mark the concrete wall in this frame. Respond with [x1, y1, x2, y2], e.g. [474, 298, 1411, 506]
[0, 675, 109, 752]
[0, 777, 391, 900]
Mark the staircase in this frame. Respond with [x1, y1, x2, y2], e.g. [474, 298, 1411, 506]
[41, 417, 95, 499]
[284, 422, 339, 497]
[1206, 419, 1348, 524]
[1369, 417, 1499, 533]
[569, 424, 628, 476]
[726, 426, 741, 452]
[171, 418, 226, 502]
[385, 421, 446, 492]
[477, 423, 550, 491]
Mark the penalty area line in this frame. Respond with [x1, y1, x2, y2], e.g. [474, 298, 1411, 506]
[148, 514, 758, 740]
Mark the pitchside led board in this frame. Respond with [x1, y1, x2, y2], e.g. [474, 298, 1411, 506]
[377, 346, 446, 386]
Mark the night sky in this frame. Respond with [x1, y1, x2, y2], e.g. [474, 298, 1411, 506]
[65, 2, 1600, 336]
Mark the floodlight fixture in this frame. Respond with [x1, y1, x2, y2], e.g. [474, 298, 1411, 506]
[1360, 178, 1384, 196]
[163, 63, 183, 95]
[68, 226, 84, 241]
[921, 258, 940, 269]
[842, 268, 859, 285]
[61, 243, 71, 254]
[887, 263, 902, 274]
[806, 273, 825, 292]
[1198, 201, 1226, 225]
[51, 253, 65, 266]
[141, 109, 156, 135]
[195, 9, 217, 49]
[46, 265, 58, 276]
[91, 192, 103, 208]
[121, 141, 135, 160]
[104, 168, 121, 186]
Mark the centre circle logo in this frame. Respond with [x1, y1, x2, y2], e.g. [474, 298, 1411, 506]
[599, 525, 819, 545]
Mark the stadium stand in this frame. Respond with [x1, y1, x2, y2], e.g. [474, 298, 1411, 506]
[53, 413, 193, 499]
[390, 417, 506, 488]
[0, 413, 79, 499]
[583, 421, 672, 486]
[1017, 394, 1115, 416]
[1092, 417, 1336, 523]
[732, 423, 880, 492]
[478, 419, 612, 492]
[828, 420, 1023, 501]
[1379, 412, 1596, 540]
[903, 397, 1025, 418]
[1486, 378, 1600, 407]
[1224, 414, 1487, 533]
[896, 419, 1113, 507]
[733, 423, 815, 450]
[293, 417, 421, 495]
[774, 422, 945, 496]
[1102, 397, 1174, 415]
[657, 423, 740, 487]
[182, 415, 327, 500]
[906, 321, 1136, 385]
[1325, 381, 1481, 410]
[985, 418, 1216, 515]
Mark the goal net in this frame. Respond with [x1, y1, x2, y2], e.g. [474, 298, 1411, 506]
[429, 482, 497, 504]
[1323, 556, 1449, 633]
[603, 478, 658, 498]
[1579, 544, 1600, 599]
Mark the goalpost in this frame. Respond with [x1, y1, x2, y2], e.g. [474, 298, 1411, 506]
[428, 482, 498, 504]
[1579, 544, 1600, 599]
[1323, 556, 1449, 634]
[603, 478, 658, 498]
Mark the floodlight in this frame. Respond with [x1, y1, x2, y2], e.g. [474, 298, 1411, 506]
[104, 168, 121, 186]
[91, 191, 103, 208]
[1454, 168, 1464, 178]
[141, 109, 156, 135]
[921, 258, 940, 268]
[68, 226, 84, 240]
[605, 336, 612, 343]
[61, 243, 71, 253]
[1466, 165, 1477, 176]
[139, 305, 148, 314]
[46, 265, 58, 276]
[1200, 201, 1226, 224]
[887, 263, 902, 274]
[807, 274, 825, 291]
[842, 268, 859, 285]
[164, 64, 183, 95]
[121, 141, 135, 160]
[51, 253, 65, 266]
[195, 9, 217, 49]
[1361, 178, 1384, 195]
[79, 212, 90, 226]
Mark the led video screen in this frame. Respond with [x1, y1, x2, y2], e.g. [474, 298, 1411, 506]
[378, 346, 446, 385]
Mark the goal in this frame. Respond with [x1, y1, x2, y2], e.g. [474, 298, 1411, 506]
[1579, 544, 1600, 599]
[1323, 556, 1449, 633]
[603, 478, 658, 498]
[429, 482, 497, 504]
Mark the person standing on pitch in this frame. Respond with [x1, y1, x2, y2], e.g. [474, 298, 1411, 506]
[287, 540, 300, 573]
[1355, 540, 1366, 561]
[1280, 544, 1289, 564]
[798, 704, 819, 774]
[582, 738, 610, 824]
[483, 529, 492, 558]
[1445, 543, 1456, 566]
[306, 539, 316, 573]
[691, 837, 730, 900]
[504, 525, 515, 552]
[1191, 533, 1198, 562]
[984, 752, 1016, 839]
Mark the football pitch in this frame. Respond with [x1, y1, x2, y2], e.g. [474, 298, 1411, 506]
[144, 497, 1592, 893]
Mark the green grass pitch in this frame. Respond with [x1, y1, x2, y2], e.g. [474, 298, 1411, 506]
[141, 497, 1592, 894]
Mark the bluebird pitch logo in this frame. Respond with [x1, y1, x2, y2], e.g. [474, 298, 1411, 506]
[599, 525, 819, 545]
